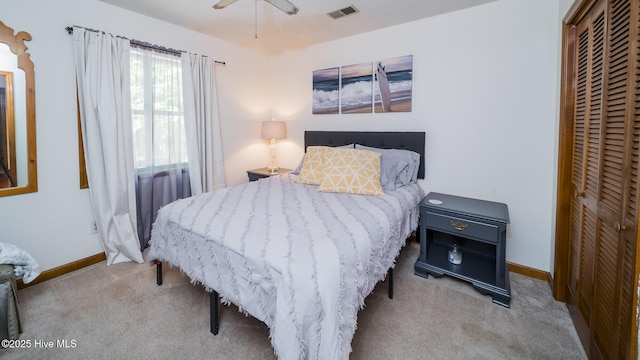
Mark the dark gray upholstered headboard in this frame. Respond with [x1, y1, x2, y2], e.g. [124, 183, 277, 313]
[304, 131, 426, 179]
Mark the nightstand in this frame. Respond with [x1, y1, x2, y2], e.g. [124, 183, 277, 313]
[247, 167, 292, 181]
[414, 192, 511, 307]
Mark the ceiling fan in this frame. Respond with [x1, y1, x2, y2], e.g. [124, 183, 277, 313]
[213, 0, 299, 15]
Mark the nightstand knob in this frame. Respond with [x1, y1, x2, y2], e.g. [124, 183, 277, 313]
[450, 220, 468, 231]
[573, 190, 584, 199]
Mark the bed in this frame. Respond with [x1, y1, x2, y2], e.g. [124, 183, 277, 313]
[148, 131, 425, 360]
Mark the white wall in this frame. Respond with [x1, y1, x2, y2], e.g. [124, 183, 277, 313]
[2, 0, 270, 271]
[2, 0, 567, 274]
[268, 0, 563, 272]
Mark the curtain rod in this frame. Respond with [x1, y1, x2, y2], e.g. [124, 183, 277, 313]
[65, 26, 226, 65]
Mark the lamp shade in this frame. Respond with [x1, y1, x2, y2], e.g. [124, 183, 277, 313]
[261, 120, 287, 140]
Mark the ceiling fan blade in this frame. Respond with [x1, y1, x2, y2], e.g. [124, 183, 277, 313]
[264, 0, 299, 15]
[212, 0, 240, 10]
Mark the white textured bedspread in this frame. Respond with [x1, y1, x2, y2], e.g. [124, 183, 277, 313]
[148, 173, 423, 359]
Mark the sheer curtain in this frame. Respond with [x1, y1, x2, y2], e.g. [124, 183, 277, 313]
[181, 53, 225, 194]
[72, 27, 143, 265]
[131, 47, 191, 249]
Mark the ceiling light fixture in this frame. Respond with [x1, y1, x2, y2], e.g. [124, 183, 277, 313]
[212, 0, 299, 39]
[212, 0, 298, 15]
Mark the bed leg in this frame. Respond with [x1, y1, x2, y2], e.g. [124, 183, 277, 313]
[388, 267, 394, 299]
[210, 290, 219, 335]
[155, 260, 163, 286]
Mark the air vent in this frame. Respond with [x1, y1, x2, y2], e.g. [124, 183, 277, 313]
[327, 5, 359, 20]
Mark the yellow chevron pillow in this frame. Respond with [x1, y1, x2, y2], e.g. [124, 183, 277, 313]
[318, 148, 384, 196]
[293, 146, 331, 185]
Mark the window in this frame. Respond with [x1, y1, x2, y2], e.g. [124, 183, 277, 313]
[77, 46, 189, 186]
[130, 47, 188, 172]
[129, 46, 191, 249]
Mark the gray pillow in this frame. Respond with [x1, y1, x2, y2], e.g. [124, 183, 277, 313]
[379, 160, 409, 191]
[292, 144, 355, 175]
[355, 144, 420, 189]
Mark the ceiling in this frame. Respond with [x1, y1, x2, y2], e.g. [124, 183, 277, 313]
[98, 0, 496, 55]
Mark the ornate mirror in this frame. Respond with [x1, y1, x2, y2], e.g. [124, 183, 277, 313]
[0, 21, 37, 196]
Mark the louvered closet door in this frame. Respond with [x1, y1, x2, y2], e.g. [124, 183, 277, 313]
[567, 0, 605, 347]
[592, 0, 636, 357]
[565, 0, 639, 359]
[567, 0, 606, 327]
[567, 0, 606, 347]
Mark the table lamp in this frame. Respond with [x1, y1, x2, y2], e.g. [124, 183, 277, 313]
[261, 119, 287, 174]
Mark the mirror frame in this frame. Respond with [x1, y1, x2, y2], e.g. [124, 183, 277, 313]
[0, 21, 37, 196]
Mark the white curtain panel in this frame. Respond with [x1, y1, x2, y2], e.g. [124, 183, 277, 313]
[72, 27, 144, 265]
[181, 53, 225, 195]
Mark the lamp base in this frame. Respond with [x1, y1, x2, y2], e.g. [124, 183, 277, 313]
[268, 139, 279, 175]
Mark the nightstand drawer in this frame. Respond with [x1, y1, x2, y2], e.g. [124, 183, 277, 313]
[424, 211, 499, 244]
[248, 173, 264, 182]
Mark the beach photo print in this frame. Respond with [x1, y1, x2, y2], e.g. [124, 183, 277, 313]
[340, 62, 373, 114]
[374, 55, 413, 113]
[312, 67, 340, 114]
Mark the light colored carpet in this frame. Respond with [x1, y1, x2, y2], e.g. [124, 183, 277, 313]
[5, 242, 586, 359]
